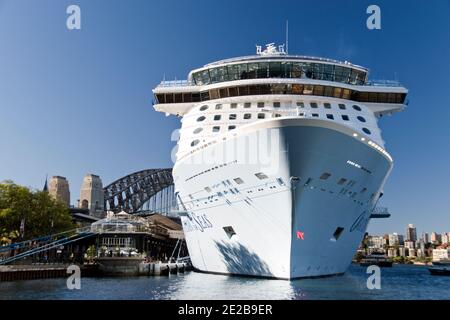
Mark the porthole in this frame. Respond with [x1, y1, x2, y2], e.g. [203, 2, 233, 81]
[199, 105, 208, 111]
[244, 102, 251, 108]
[230, 103, 237, 109]
[257, 102, 264, 108]
[357, 116, 366, 123]
[228, 125, 236, 131]
[324, 103, 331, 109]
[212, 126, 220, 132]
[297, 102, 305, 108]
[342, 115, 349, 121]
[310, 102, 318, 108]
[215, 104, 223, 110]
[191, 140, 200, 147]
[352, 105, 362, 111]
[273, 102, 281, 108]
[244, 113, 251, 120]
[362, 127, 371, 135]
[338, 104, 346, 110]
[229, 114, 237, 120]
[197, 116, 206, 122]
[193, 128, 203, 134]
[214, 115, 221, 121]
[312, 113, 319, 117]
[258, 113, 265, 119]
[326, 114, 334, 120]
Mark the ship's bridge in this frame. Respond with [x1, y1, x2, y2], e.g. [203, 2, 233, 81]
[152, 44, 408, 117]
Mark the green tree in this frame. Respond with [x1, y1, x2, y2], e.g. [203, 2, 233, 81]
[0, 181, 74, 244]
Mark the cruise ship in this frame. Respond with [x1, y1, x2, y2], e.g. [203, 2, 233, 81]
[152, 43, 408, 279]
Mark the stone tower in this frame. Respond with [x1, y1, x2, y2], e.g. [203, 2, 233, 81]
[48, 176, 70, 207]
[79, 174, 104, 217]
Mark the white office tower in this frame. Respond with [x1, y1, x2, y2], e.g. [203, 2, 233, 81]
[153, 44, 408, 279]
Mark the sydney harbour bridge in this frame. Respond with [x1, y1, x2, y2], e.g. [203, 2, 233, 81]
[102, 168, 176, 215]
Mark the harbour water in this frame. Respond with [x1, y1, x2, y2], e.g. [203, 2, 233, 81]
[1, 264, 449, 300]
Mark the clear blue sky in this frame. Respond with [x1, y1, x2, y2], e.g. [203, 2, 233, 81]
[0, 0, 449, 235]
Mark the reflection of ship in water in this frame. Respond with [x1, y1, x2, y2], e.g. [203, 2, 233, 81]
[359, 252, 393, 267]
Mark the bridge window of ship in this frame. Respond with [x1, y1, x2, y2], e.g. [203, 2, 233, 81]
[337, 178, 347, 185]
[362, 128, 371, 135]
[244, 113, 252, 120]
[258, 113, 265, 119]
[326, 114, 334, 120]
[228, 125, 236, 131]
[255, 172, 268, 180]
[257, 102, 265, 108]
[320, 172, 332, 180]
[352, 105, 362, 111]
[339, 103, 346, 110]
[357, 116, 366, 123]
[324, 103, 332, 109]
[342, 115, 349, 121]
[212, 126, 220, 132]
[310, 102, 318, 108]
[197, 116, 206, 122]
[229, 114, 237, 120]
[191, 140, 200, 147]
[273, 102, 281, 108]
[214, 115, 221, 121]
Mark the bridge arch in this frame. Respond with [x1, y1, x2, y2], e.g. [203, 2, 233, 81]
[103, 168, 174, 214]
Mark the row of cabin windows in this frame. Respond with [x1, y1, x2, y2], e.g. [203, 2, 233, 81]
[155, 83, 406, 105]
[199, 102, 279, 111]
[198, 113, 267, 122]
[299, 101, 362, 112]
[201, 101, 362, 112]
[195, 112, 367, 126]
[192, 112, 371, 140]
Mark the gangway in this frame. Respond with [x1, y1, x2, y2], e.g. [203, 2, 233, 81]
[0, 227, 96, 265]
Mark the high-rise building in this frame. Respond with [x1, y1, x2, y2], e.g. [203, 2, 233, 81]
[398, 246, 406, 257]
[368, 236, 384, 249]
[387, 248, 397, 258]
[406, 224, 417, 242]
[79, 174, 104, 217]
[431, 232, 442, 244]
[442, 233, 449, 244]
[422, 232, 430, 244]
[408, 248, 416, 257]
[48, 176, 70, 207]
[388, 233, 404, 246]
[432, 248, 450, 262]
[404, 240, 415, 249]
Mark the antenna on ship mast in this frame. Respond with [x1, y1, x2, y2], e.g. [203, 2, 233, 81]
[286, 20, 289, 54]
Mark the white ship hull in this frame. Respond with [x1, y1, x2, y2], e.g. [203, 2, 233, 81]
[173, 118, 392, 279]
